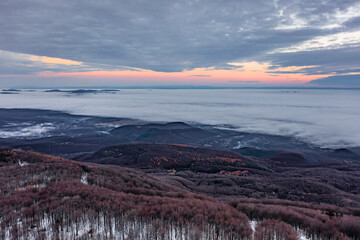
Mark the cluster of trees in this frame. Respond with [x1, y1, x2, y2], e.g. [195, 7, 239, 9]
[81, 143, 257, 174]
[254, 219, 298, 240]
[1, 148, 252, 239]
[230, 199, 360, 239]
[1, 181, 252, 239]
[233, 198, 360, 216]
[2, 148, 360, 239]
[157, 159, 360, 208]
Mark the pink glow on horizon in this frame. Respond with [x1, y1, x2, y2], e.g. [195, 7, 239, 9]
[38, 62, 330, 85]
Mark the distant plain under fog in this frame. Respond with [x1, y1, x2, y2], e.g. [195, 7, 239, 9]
[1, 89, 360, 148]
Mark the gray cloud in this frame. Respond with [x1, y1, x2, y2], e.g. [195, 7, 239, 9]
[310, 74, 360, 86]
[0, 0, 360, 77]
[265, 46, 360, 75]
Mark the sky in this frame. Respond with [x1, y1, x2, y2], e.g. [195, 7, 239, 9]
[0, 0, 360, 88]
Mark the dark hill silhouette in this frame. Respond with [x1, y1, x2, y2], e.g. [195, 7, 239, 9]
[77, 143, 260, 173]
[332, 148, 360, 160]
[110, 122, 215, 143]
[269, 152, 308, 166]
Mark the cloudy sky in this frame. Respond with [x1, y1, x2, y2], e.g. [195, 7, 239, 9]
[1, 0, 360, 88]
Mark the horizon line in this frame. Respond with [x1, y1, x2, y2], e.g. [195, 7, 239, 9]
[6, 86, 360, 90]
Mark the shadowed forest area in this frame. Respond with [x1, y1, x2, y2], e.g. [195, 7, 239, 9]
[1, 147, 360, 239]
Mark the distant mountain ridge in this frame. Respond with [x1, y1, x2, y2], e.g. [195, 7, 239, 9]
[110, 122, 215, 143]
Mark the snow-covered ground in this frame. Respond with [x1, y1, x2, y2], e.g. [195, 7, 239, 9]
[81, 173, 88, 185]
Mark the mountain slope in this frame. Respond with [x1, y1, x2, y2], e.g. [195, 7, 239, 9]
[0, 147, 251, 240]
[1, 147, 360, 239]
[76, 144, 360, 208]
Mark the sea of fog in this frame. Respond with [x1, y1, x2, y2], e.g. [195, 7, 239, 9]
[0, 89, 359, 148]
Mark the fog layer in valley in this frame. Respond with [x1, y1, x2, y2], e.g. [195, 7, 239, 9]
[0, 89, 359, 148]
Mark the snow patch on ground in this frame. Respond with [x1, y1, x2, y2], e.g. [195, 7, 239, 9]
[18, 160, 29, 166]
[81, 173, 88, 185]
[298, 228, 311, 240]
[249, 220, 257, 239]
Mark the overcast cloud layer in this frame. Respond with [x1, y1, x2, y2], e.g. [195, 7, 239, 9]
[0, 0, 360, 86]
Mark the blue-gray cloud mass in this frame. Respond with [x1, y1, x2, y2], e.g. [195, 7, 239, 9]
[0, 0, 360, 86]
[310, 74, 360, 85]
